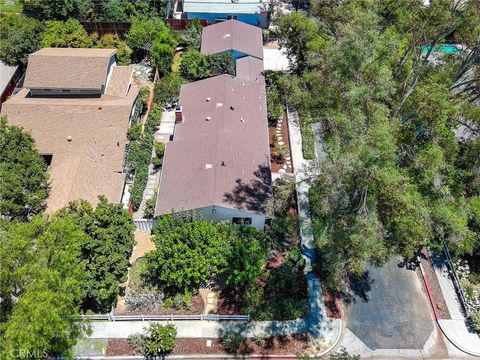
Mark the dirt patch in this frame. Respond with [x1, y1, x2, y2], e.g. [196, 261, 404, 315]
[419, 251, 451, 319]
[270, 112, 293, 173]
[113, 292, 205, 316]
[106, 334, 310, 356]
[130, 232, 155, 263]
[322, 287, 342, 319]
[217, 289, 244, 315]
[106, 338, 135, 356]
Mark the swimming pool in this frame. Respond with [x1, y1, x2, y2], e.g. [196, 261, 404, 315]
[422, 45, 463, 54]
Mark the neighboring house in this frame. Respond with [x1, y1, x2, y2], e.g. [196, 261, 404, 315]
[201, 19, 264, 60]
[0, 61, 20, 110]
[1, 48, 139, 212]
[179, 0, 270, 28]
[155, 21, 271, 229]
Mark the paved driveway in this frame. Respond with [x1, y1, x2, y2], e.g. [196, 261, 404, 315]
[344, 257, 433, 350]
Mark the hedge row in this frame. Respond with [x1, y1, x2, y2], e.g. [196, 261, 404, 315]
[127, 106, 162, 210]
[300, 112, 316, 160]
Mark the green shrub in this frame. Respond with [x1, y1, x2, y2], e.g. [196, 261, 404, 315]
[144, 189, 157, 219]
[222, 331, 244, 353]
[139, 87, 151, 113]
[154, 73, 184, 107]
[128, 334, 149, 354]
[471, 310, 480, 332]
[127, 123, 142, 141]
[253, 334, 268, 347]
[128, 106, 162, 210]
[153, 141, 165, 169]
[155, 141, 165, 158]
[300, 113, 315, 160]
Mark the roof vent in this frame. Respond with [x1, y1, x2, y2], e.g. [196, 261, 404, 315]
[67, 135, 73, 142]
[223, 33, 232, 39]
[205, 164, 212, 169]
[216, 103, 223, 108]
[221, 161, 226, 166]
[230, 106, 234, 111]
[206, 97, 211, 102]
[240, 118, 245, 123]
[206, 116, 211, 121]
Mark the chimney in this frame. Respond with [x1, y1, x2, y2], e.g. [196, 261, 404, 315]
[175, 103, 183, 123]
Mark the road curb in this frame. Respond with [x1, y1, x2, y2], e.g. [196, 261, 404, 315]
[418, 259, 480, 358]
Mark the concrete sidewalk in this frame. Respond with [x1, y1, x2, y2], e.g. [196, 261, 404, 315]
[431, 252, 480, 357]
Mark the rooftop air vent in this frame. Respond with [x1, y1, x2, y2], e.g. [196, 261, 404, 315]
[206, 97, 211, 102]
[206, 116, 211, 121]
[205, 164, 212, 169]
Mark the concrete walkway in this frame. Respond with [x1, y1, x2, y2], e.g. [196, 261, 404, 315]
[431, 252, 480, 357]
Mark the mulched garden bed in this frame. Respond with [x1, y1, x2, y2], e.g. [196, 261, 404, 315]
[113, 293, 205, 316]
[217, 288, 244, 315]
[322, 287, 342, 319]
[106, 334, 310, 356]
[418, 251, 451, 319]
[269, 112, 293, 173]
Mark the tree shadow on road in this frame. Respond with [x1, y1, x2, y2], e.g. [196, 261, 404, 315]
[344, 270, 374, 304]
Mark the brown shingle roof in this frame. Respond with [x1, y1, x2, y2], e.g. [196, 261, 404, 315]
[201, 20, 263, 59]
[1, 85, 139, 212]
[105, 66, 133, 98]
[155, 74, 271, 216]
[236, 56, 265, 83]
[24, 48, 116, 90]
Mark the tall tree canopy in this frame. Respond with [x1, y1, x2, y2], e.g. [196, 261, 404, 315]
[276, 0, 480, 288]
[0, 15, 43, 67]
[57, 197, 136, 313]
[0, 215, 88, 359]
[0, 117, 48, 220]
[21, 0, 91, 20]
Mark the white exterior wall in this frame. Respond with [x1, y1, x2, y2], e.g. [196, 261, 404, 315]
[195, 205, 265, 230]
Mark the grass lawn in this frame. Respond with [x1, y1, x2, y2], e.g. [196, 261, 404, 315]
[0, 0, 23, 14]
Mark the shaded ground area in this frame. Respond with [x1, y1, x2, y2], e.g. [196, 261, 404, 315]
[344, 257, 433, 350]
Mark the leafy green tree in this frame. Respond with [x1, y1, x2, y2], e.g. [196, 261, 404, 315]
[154, 73, 184, 106]
[0, 117, 48, 220]
[224, 226, 267, 289]
[58, 197, 135, 313]
[94, 33, 132, 65]
[208, 52, 235, 76]
[0, 215, 88, 359]
[277, 12, 321, 74]
[151, 32, 177, 75]
[0, 15, 43, 67]
[41, 19, 94, 48]
[95, 0, 151, 22]
[144, 214, 228, 293]
[180, 48, 210, 81]
[21, 0, 91, 20]
[182, 18, 203, 50]
[126, 16, 170, 50]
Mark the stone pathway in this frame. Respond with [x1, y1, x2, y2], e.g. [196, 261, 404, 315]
[275, 115, 293, 174]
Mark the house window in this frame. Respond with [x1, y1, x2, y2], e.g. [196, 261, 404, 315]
[227, 15, 238, 20]
[232, 217, 252, 225]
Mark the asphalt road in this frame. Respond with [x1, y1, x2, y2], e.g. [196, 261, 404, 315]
[344, 257, 433, 350]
